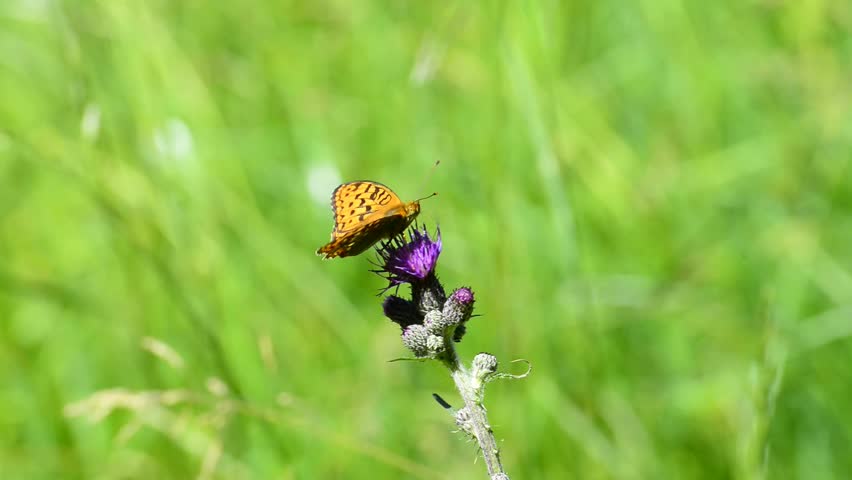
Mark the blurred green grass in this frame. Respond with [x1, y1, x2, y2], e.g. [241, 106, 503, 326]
[2, 0, 851, 478]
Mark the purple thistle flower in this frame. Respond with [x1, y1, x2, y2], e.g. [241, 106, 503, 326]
[374, 226, 442, 287]
[375, 226, 476, 357]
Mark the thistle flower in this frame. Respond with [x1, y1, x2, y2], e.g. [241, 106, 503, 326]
[374, 226, 475, 359]
[375, 225, 446, 312]
[374, 226, 442, 286]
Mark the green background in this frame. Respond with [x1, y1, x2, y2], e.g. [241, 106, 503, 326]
[2, 1, 851, 478]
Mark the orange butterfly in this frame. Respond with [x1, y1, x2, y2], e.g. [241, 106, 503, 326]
[317, 181, 430, 259]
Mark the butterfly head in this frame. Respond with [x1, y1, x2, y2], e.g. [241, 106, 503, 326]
[406, 192, 436, 219]
[404, 201, 421, 218]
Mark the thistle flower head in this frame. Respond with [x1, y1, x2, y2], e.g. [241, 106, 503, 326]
[375, 226, 477, 358]
[374, 226, 441, 287]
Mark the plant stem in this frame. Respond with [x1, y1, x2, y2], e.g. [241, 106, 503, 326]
[443, 345, 509, 480]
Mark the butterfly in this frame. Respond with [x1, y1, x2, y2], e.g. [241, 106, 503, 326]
[317, 181, 428, 259]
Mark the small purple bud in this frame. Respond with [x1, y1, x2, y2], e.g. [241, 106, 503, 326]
[443, 287, 475, 342]
[442, 287, 475, 327]
[451, 287, 474, 306]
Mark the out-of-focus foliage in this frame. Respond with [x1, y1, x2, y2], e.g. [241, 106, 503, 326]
[1, 1, 851, 478]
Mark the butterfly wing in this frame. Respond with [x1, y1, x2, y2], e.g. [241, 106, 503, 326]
[330, 181, 402, 235]
[318, 213, 414, 258]
[317, 181, 418, 259]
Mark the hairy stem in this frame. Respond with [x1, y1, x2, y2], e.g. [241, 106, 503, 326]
[442, 345, 509, 480]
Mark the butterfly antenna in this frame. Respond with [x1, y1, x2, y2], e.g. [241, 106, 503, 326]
[413, 191, 438, 203]
[417, 159, 441, 197]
